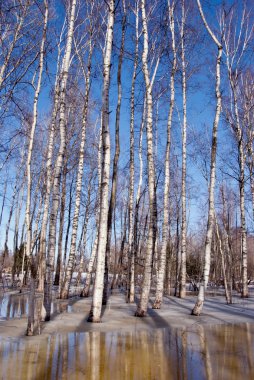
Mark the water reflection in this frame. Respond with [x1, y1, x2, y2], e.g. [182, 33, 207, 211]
[0, 323, 253, 379]
[0, 293, 72, 320]
[0, 293, 28, 319]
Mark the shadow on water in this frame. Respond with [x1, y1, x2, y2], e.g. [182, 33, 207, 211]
[0, 322, 254, 379]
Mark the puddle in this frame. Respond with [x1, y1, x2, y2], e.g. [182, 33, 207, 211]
[0, 293, 74, 320]
[0, 323, 253, 379]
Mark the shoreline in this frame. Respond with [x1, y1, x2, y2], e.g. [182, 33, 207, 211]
[0, 291, 254, 340]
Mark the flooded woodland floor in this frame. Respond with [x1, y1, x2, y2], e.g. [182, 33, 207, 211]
[0, 289, 254, 379]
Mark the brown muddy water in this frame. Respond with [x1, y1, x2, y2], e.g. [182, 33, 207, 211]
[0, 323, 254, 380]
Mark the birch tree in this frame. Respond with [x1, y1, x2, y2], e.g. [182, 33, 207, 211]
[126, 0, 139, 304]
[61, 10, 95, 299]
[179, 0, 187, 299]
[88, 0, 115, 323]
[37, 20, 66, 293]
[25, 0, 48, 335]
[44, 0, 77, 321]
[153, 0, 176, 309]
[103, 0, 126, 305]
[222, 5, 253, 298]
[192, 0, 222, 316]
[135, 0, 157, 317]
[81, 125, 102, 297]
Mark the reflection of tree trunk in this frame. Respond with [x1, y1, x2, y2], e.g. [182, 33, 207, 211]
[199, 325, 212, 380]
[246, 323, 254, 370]
[181, 331, 188, 380]
[90, 332, 100, 380]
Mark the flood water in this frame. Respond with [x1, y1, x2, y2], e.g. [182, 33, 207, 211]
[0, 323, 254, 380]
[0, 292, 73, 320]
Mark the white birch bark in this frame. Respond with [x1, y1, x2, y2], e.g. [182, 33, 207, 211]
[60, 37, 93, 299]
[81, 232, 98, 297]
[54, 159, 67, 288]
[192, 0, 222, 316]
[152, 0, 176, 309]
[214, 215, 231, 304]
[88, 0, 115, 322]
[37, 29, 64, 292]
[179, 0, 187, 299]
[222, 7, 251, 298]
[134, 97, 146, 258]
[135, 0, 157, 317]
[232, 90, 248, 298]
[126, 0, 139, 304]
[13, 180, 25, 255]
[44, 0, 77, 320]
[75, 184, 91, 288]
[102, 2, 126, 305]
[81, 126, 102, 297]
[25, 0, 48, 335]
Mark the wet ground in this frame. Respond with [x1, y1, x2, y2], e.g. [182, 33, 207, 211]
[0, 290, 254, 379]
[0, 323, 253, 379]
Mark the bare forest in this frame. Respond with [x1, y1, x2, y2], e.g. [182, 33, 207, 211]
[0, 0, 254, 338]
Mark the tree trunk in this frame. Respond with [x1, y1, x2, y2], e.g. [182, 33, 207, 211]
[127, 1, 139, 303]
[54, 160, 67, 287]
[44, 0, 77, 320]
[102, 4, 126, 305]
[60, 37, 93, 299]
[230, 83, 248, 298]
[215, 215, 231, 304]
[135, 0, 157, 317]
[88, 0, 115, 323]
[75, 177, 92, 288]
[0, 180, 7, 228]
[37, 43, 63, 292]
[26, 0, 48, 335]
[192, 0, 222, 316]
[81, 124, 102, 297]
[153, 0, 176, 309]
[179, 0, 187, 299]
